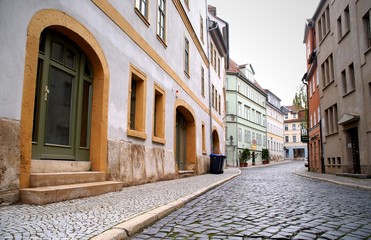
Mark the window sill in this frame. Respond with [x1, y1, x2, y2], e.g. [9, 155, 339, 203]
[365, 46, 371, 56]
[156, 35, 167, 49]
[342, 88, 355, 98]
[338, 29, 350, 43]
[127, 129, 147, 140]
[319, 30, 330, 46]
[152, 136, 166, 145]
[134, 8, 150, 27]
[202, 150, 207, 155]
[322, 79, 335, 92]
[184, 71, 190, 79]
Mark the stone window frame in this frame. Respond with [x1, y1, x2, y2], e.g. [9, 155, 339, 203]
[127, 64, 147, 140]
[152, 83, 166, 144]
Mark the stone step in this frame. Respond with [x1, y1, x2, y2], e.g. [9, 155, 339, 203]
[20, 181, 124, 205]
[30, 171, 106, 187]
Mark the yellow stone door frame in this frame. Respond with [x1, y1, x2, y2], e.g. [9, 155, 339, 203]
[20, 9, 109, 188]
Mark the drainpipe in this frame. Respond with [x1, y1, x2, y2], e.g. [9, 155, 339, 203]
[206, 16, 218, 154]
[302, 74, 310, 170]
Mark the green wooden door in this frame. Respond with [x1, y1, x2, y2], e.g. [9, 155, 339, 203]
[176, 111, 187, 170]
[32, 30, 93, 161]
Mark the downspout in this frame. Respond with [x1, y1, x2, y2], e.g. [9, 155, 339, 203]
[206, 16, 218, 154]
[302, 74, 309, 170]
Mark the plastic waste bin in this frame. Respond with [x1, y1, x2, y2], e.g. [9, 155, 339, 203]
[209, 154, 226, 174]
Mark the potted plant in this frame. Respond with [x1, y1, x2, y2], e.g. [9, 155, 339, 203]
[239, 148, 250, 167]
[262, 148, 270, 164]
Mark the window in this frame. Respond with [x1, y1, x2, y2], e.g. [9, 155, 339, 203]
[293, 136, 297, 143]
[135, 0, 149, 25]
[285, 136, 289, 143]
[363, 11, 371, 50]
[325, 104, 339, 135]
[128, 65, 147, 139]
[201, 66, 205, 97]
[153, 84, 165, 144]
[210, 43, 214, 67]
[256, 134, 262, 146]
[202, 123, 206, 154]
[338, 5, 350, 41]
[341, 69, 347, 95]
[349, 63, 355, 91]
[218, 94, 221, 114]
[263, 135, 266, 148]
[247, 130, 251, 143]
[344, 6, 350, 33]
[200, 16, 204, 43]
[213, 49, 217, 70]
[247, 107, 250, 120]
[157, 0, 166, 42]
[292, 124, 296, 130]
[342, 63, 355, 96]
[215, 89, 218, 111]
[337, 15, 343, 41]
[238, 128, 242, 142]
[211, 85, 215, 108]
[321, 53, 334, 89]
[217, 58, 221, 78]
[293, 113, 297, 119]
[184, 37, 189, 75]
[318, 5, 330, 42]
[244, 130, 248, 143]
[238, 102, 242, 117]
[285, 114, 288, 119]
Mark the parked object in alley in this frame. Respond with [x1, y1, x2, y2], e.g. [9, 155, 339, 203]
[210, 154, 226, 174]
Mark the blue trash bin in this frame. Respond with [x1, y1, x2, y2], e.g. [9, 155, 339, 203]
[209, 154, 226, 174]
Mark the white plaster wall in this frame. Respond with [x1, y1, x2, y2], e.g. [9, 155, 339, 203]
[0, 0, 227, 159]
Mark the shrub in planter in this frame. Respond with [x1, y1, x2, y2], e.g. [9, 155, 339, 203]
[262, 148, 270, 164]
[239, 148, 251, 167]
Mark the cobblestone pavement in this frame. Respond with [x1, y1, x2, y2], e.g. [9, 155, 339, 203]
[133, 161, 371, 239]
[0, 168, 239, 240]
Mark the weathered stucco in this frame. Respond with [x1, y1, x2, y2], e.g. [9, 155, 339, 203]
[108, 139, 177, 186]
[0, 118, 20, 204]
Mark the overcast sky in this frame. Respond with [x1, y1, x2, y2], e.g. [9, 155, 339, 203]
[208, 0, 320, 106]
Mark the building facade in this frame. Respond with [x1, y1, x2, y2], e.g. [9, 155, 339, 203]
[225, 59, 267, 166]
[265, 90, 285, 161]
[282, 106, 308, 160]
[314, 0, 371, 175]
[303, 19, 323, 173]
[0, 0, 228, 204]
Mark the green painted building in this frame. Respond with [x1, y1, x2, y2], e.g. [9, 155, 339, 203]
[225, 59, 267, 166]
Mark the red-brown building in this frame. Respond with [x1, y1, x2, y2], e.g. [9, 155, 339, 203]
[303, 19, 323, 172]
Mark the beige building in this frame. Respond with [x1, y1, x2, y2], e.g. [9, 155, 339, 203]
[281, 106, 308, 160]
[0, 1, 228, 205]
[314, 0, 371, 175]
[265, 90, 284, 161]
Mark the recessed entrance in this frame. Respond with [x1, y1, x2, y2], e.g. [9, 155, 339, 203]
[32, 30, 93, 161]
[175, 104, 196, 171]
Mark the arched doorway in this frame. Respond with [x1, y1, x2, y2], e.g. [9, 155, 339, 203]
[174, 103, 196, 171]
[20, 9, 109, 188]
[32, 29, 93, 161]
[212, 129, 220, 154]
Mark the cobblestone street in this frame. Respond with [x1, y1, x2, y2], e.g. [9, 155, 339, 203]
[133, 161, 371, 239]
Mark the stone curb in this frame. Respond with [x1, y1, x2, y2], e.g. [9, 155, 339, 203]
[91, 169, 241, 240]
[292, 168, 371, 192]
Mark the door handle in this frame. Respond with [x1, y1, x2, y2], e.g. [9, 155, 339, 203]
[44, 85, 50, 102]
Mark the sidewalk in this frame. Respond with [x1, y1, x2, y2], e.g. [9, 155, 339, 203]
[293, 166, 371, 191]
[0, 168, 241, 240]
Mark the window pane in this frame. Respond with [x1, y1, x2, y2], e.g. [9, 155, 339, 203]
[65, 48, 76, 69]
[80, 81, 92, 148]
[45, 67, 73, 145]
[51, 41, 64, 62]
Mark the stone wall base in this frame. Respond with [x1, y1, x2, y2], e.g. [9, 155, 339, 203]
[0, 118, 20, 205]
